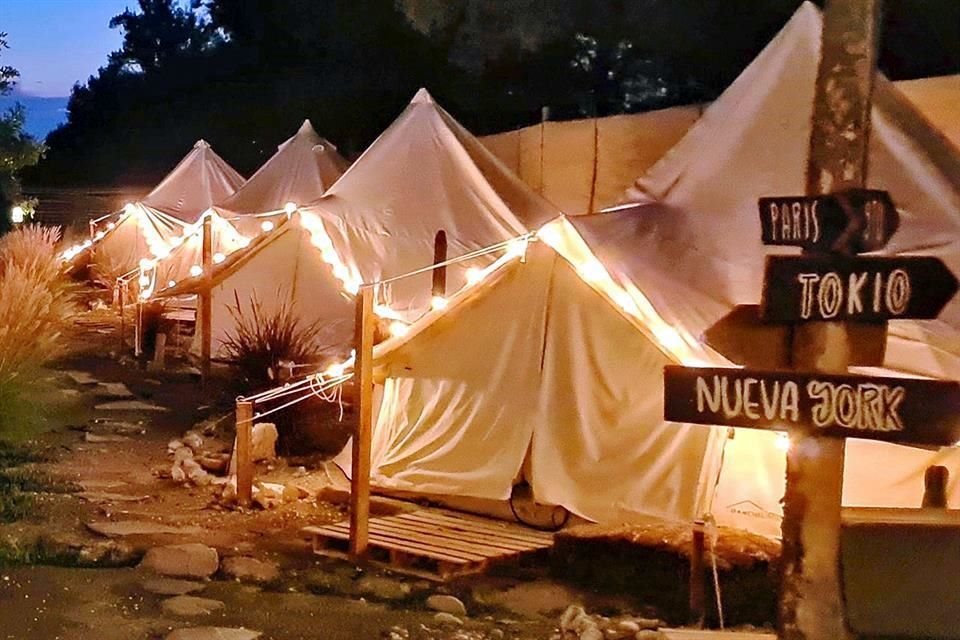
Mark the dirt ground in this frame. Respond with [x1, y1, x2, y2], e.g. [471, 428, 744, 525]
[0, 301, 777, 639]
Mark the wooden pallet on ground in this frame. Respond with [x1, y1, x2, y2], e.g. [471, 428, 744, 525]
[303, 508, 554, 581]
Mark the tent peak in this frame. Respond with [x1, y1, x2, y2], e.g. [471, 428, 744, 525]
[411, 88, 435, 104]
[193, 139, 211, 149]
[298, 119, 316, 135]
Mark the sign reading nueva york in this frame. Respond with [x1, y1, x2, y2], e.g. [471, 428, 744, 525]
[758, 188, 899, 253]
[663, 366, 960, 447]
[760, 255, 959, 323]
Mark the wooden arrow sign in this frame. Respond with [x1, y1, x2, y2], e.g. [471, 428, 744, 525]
[758, 188, 899, 253]
[761, 255, 958, 323]
[663, 365, 960, 447]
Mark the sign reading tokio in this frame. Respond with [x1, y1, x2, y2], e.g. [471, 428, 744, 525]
[758, 188, 899, 253]
[663, 366, 960, 447]
[760, 255, 959, 323]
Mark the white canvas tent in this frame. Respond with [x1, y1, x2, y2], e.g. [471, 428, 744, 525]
[159, 212, 356, 361]
[300, 88, 560, 320]
[215, 120, 348, 233]
[333, 214, 960, 539]
[61, 140, 245, 279]
[140, 139, 245, 222]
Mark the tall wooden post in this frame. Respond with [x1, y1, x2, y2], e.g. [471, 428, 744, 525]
[689, 520, 706, 628]
[349, 285, 375, 559]
[235, 400, 253, 507]
[200, 214, 213, 384]
[779, 2, 882, 639]
[432, 230, 447, 298]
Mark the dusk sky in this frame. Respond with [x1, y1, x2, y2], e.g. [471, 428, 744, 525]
[1, 0, 127, 97]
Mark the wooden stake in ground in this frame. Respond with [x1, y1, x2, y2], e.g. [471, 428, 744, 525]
[349, 285, 375, 559]
[200, 213, 213, 383]
[235, 399, 253, 507]
[779, 1, 882, 639]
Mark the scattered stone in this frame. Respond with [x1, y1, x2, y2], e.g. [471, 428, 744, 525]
[251, 483, 283, 510]
[84, 432, 131, 443]
[356, 575, 411, 601]
[490, 630, 504, 640]
[95, 382, 135, 399]
[617, 621, 640, 634]
[86, 521, 204, 538]
[251, 423, 278, 462]
[220, 556, 280, 584]
[63, 370, 98, 385]
[95, 400, 169, 412]
[474, 581, 578, 617]
[633, 632, 667, 640]
[169, 439, 185, 452]
[140, 543, 219, 578]
[142, 578, 207, 596]
[433, 613, 463, 627]
[426, 594, 467, 616]
[108, 421, 146, 436]
[634, 618, 662, 631]
[60, 389, 81, 397]
[165, 627, 261, 640]
[162, 595, 226, 616]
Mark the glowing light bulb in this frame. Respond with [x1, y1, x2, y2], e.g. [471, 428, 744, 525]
[139, 258, 154, 270]
[167, 280, 176, 288]
[389, 321, 409, 338]
[152, 245, 170, 259]
[123, 202, 136, 215]
[139, 290, 151, 300]
[138, 275, 150, 287]
[94, 231, 105, 241]
[106, 222, 116, 231]
[189, 265, 203, 277]
[237, 237, 251, 248]
[10, 206, 25, 224]
[260, 220, 274, 232]
[466, 267, 483, 285]
[82, 239, 93, 249]
[325, 362, 345, 377]
[284, 202, 297, 215]
[213, 252, 225, 264]
[431, 296, 448, 311]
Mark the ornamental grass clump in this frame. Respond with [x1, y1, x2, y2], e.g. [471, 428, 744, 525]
[220, 291, 326, 389]
[0, 225, 76, 432]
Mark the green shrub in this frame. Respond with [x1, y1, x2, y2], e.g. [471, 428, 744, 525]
[220, 291, 326, 389]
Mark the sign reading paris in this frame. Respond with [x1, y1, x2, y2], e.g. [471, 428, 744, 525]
[760, 255, 958, 323]
[663, 366, 960, 447]
[758, 188, 898, 253]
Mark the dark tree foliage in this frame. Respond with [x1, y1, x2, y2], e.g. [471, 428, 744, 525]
[25, 0, 960, 188]
[0, 34, 43, 233]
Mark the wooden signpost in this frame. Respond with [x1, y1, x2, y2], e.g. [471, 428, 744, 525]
[662, 2, 960, 638]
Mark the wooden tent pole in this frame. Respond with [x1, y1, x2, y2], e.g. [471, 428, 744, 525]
[779, 1, 882, 639]
[432, 230, 447, 298]
[200, 213, 213, 384]
[349, 285, 374, 559]
[117, 281, 125, 354]
[235, 399, 254, 507]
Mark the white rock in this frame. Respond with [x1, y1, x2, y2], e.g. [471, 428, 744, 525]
[171, 465, 186, 483]
[433, 612, 463, 627]
[165, 627, 261, 640]
[580, 628, 603, 640]
[560, 606, 588, 632]
[617, 621, 640, 634]
[250, 423, 278, 462]
[162, 595, 225, 616]
[426, 594, 467, 616]
[96, 382, 134, 399]
[168, 439, 185, 452]
[183, 432, 204, 452]
[141, 543, 219, 578]
[174, 447, 194, 462]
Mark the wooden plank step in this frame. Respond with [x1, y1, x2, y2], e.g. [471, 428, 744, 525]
[304, 525, 477, 564]
[319, 522, 489, 562]
[363, 521, 527, 559]
[367, 516, 539, 553]
[398, 511, 554, 545]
